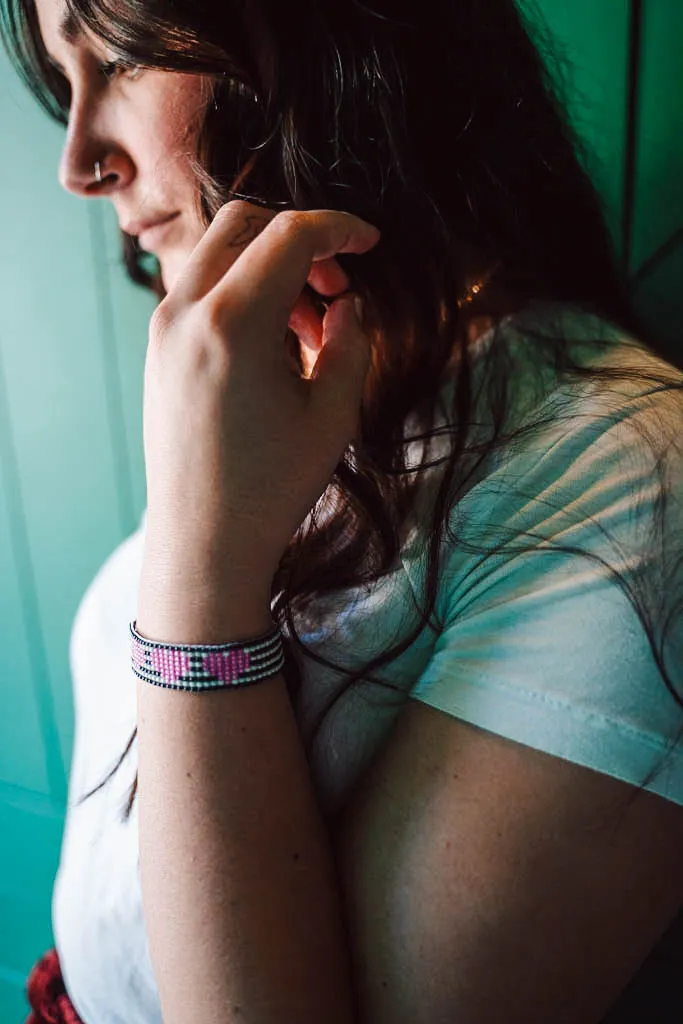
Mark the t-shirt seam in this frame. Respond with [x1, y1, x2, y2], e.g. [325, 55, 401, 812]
[414, 670, 682, 753]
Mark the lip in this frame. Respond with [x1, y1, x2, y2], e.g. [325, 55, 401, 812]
[138, 213, 180, 250]
[122, 212, 179, 245]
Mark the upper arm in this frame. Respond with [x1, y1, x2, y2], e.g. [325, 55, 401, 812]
[330, 346, 683, 1022]
[332, 701, 683, 1024]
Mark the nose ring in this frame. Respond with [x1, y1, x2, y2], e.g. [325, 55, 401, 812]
[94, 161, 103, 183]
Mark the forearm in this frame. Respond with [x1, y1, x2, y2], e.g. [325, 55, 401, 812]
[135, 583, 356, 1024]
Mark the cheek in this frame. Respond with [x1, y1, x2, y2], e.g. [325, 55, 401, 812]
[171, 76, 210, 135]
[146, 73, 210, 169]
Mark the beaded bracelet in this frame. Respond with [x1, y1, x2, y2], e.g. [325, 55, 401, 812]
[129, 620, 285, 692]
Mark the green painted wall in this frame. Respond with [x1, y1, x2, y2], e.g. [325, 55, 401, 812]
[0, 54, 155, 1021]
[0, 1, 681, 1020]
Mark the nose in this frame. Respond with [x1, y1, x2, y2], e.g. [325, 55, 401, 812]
[57, 99, 133, 197]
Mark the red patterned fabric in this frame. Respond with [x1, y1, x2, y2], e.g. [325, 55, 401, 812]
[25, 947, 85, 1024]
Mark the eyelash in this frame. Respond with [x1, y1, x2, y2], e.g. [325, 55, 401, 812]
[98, 59, 143, 81]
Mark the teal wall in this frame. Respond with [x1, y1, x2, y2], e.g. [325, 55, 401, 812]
[534, 0, 683, 361]
[0, 52, 156, 1021]
[0, 1, 681, 1019]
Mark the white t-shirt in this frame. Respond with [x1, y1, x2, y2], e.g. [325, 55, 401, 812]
[52, 302, 683, 1023]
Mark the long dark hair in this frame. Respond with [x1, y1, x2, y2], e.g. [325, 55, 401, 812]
[3, 0, 682, 827]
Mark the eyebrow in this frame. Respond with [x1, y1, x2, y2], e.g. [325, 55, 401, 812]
[59, 9, 83, 44]
[44, 9, 86, 71]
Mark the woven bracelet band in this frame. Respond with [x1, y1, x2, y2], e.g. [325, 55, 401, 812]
[129, 620, 285, 692]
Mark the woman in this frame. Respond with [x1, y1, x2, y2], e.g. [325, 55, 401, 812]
[4, 0, 683, 1020]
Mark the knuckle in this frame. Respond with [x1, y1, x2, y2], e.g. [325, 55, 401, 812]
[187, 303, 232, 375]
[149, 298, 174, 337]
[215, 201, 238, 222]
[217, 198, 252, 219]
[203, 295, 227, 334]
[203, 292, 244, 337]
[273, 208, 306, 235]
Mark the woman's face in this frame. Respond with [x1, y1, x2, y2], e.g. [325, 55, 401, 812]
[35, 0, 212, 291]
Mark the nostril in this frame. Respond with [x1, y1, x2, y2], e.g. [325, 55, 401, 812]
[92, 159, 117, 189]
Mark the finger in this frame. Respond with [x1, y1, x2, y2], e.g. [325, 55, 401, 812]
[288, 288, 324, 354]
[171, 200, 277, 304]
[307, 256, 350, 297]
[169, 201, 351, 308]
[211, 209, 380, 350]
[310, 294, 371, 438]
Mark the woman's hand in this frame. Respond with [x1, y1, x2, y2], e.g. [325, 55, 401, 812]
[139, 200, 381, 600]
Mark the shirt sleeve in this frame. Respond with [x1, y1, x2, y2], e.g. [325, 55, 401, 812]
[408, 373, 683, 806]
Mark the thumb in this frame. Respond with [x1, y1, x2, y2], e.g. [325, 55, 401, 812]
[310, 293, 371, 433]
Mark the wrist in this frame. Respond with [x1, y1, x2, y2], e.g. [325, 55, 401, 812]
[137, 568, 275, 646]
[141, 514, 279, 589]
